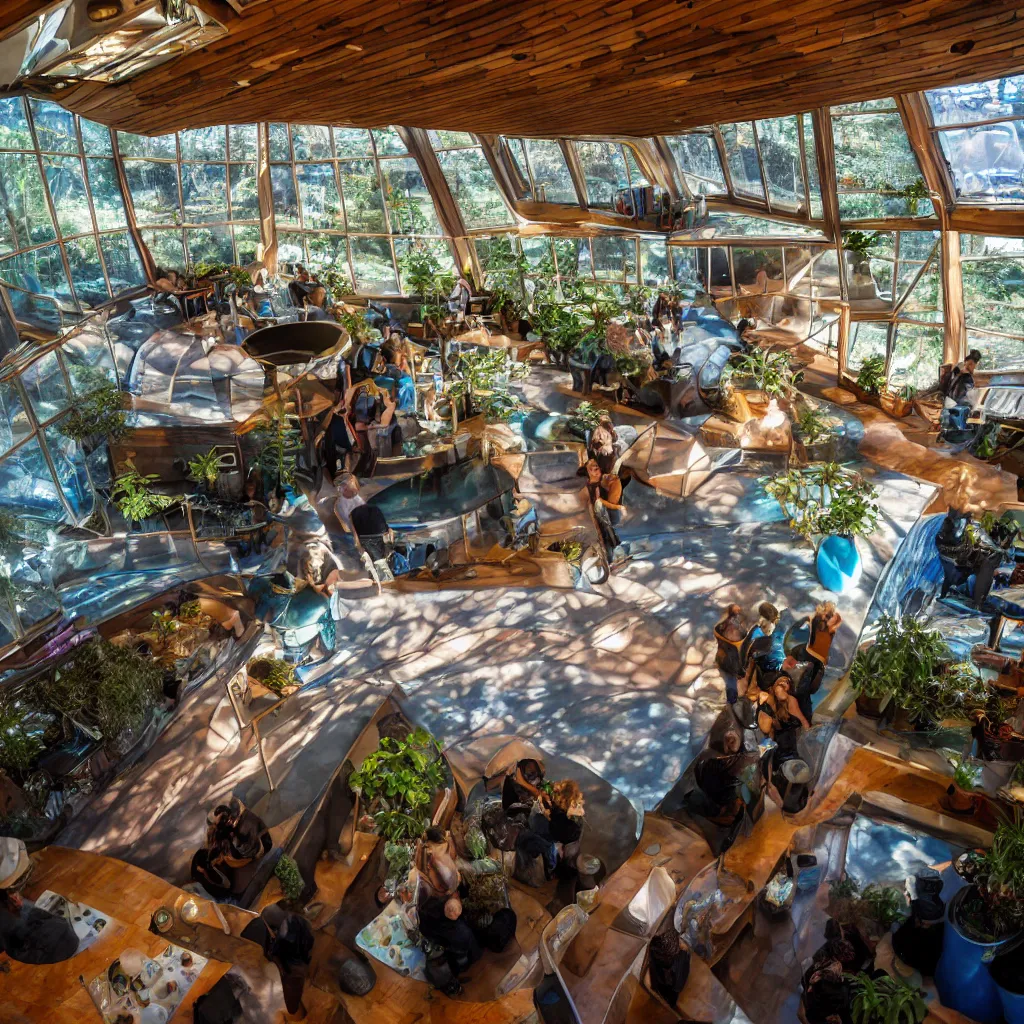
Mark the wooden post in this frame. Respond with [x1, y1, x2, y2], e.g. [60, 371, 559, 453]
[895, 92, 954, 228]
[256, 121, 277, 275]
[836, 302, 851, 383]
[942, 229, 965, 367]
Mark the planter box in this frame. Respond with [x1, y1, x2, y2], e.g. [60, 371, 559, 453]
[845, 381, 883, 407]
[881, 391, 914, 418]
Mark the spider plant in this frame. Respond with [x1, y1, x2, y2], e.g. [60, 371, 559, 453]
[859, 884, 908, 930]
[948, 752, 979, 792]
[187, 447, 225, 488]
[846, 972, 926, 1024]
[955, 810, 1024, 941]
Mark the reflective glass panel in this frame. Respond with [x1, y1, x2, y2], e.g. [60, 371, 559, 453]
[65, 235, 108, 306]
[79, 118, 113, 156]
[733, 247, 784, 291]
[379, 157, 441, 234]
[371, 128, 406, 156]
[179, 126, 226, 161]
[0, 438, 66, 521]
[118, 132, 176, 159]
[520, 138, 576, 204]
[181, 162, 228, 224]
[232, 224, 261, 264]
[186, 226, 234, 266]
[846, 321, 889, 371]
[228, 163, 259, 221]
[802, 115, 824, 220]
[350, 236, 398, 293]
[720, 122, 764, 200]
[0, 380, 31, 456]
[338, 159, 387, 233]
[428, 130, 475, 148]
[29, 99, 77, 154]
[889, 324, 943, 389]
[0, 97, 32, 150]
[296, 163, 344, 231]
[21, 350, 69, 421]
[667, 133, 727, 196]
[640, 238, 670, 285]
[0, 153, 56, 253]
[756, 116, 805, 211]
[270, 165, 298, 227]
[44, 423, 94, 519]
[0, 244, 72, 304]
[268, 123, 290, 162]
[228, 124, 258, 162]
[591, 236, 637, 281]
[304, 232, 348, 272]
[123, 160, 181, 225]
[332, 128, 373, 157]
[435, 147, 511, 228]
[927, 77, 1024, 126]
[141, 229, 186, 269]
[99, 232, 145, 294]
[42, 155, 92, 238]
[575, 141, 629, 207]
[290, 124, 332, 161]
[86, 158, 129, 230]
[938, 124, 1024, 202]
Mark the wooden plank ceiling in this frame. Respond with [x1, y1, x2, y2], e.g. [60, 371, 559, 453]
[5, 0, 1024, 137]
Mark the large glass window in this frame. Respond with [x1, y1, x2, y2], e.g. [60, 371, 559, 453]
[0, 97, 143, 310]
[720, 122, 764, 201]
[505, 138, 578, 204]
[666, 132, 727, 196]
[831, 100, 933, 221]
[927, 76, 1024, 203]
[270, 124, 449, 295]
[118, 123, 260, 270]
[573, 141, 649, 208]
[961, 234, 1024, 370]
[429, 131, 511, 229]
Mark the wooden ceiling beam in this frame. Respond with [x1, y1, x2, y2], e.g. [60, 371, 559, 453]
[6, 1, 1023, 138]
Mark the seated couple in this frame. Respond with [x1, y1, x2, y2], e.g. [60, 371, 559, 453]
[191, 797, 274, 902]
[582, 458, 627, 552]
[412, 827, 517, 996]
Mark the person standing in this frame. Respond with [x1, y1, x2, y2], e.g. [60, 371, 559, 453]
[714, 603, 748, 704]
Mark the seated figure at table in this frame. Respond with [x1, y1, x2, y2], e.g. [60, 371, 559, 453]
[413, 828, 481, 991]
[512, 779, 586, 886]
[936, 507, 1004, 604]
[501, 755, 546, 821]
[648, 926, 691, 1007]
[0, 838, 78, 964]
[191, 797, 273, 901]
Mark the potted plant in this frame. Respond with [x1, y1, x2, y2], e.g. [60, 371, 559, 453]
[480, 236, 528, 333]
[446, 347, 530, 425]
[990, 943, 1024, 1024]
[852, 355, 886, 402]
[937, 813, 1024, 1022]
[246, 657, 299, 697]
[903, 178, 932, 218]
[273, 852, 305, 909]
[763, 462, 880, 591]
[111, 459, 182, 527]
[58, 368, 131, 452]
[723, 347, 804, 403]
[848, 615, 949, 721]
[566, 400, 602, 443]
[842, 231, 880, 276]
[946, 753, 979, 814]
[186, 447, 227, 495]
[881, 383, 916, 419]
[846, 972, 926, 1024]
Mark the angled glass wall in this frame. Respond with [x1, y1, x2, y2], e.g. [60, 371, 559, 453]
[960, 234, 1024, 371]
[505, 138, 578, 204]
[118, 123, 261, 271]
[831, 99, 933, 221]
[0, 97, 145, 318]
[271, 124, 449, 294]
[428, 131, 512, 230]
[927, 75, 1024, 203]
[572, 140, 650, 208]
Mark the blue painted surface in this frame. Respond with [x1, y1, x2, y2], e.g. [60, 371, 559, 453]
[995, 979, 1024, 1024]
[815, 535, 862, 593]
[936, 909, 1006, 1023]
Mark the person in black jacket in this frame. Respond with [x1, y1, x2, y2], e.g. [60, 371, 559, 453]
[0, 838, 78, 965]
[648, 928, 690, 1006]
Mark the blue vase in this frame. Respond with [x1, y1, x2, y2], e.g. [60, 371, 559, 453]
[815, 535, 862, 594]
[994, 978, 1024, 1024]
[935, 892, 1006, 1024]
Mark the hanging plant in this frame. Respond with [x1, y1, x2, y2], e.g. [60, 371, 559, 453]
[59, 371, 130, 446]
[841, 230, 880, 266]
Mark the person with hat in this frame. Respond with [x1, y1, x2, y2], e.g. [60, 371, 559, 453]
[0, 838, 78, 964]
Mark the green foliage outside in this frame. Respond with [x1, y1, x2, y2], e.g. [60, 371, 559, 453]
[350, 727, 446, 844]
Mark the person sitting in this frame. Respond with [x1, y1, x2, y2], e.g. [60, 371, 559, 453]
[191, 798, 273, 901]
[0, 838, 78, 965]
[940, 349, 982, 440]
[589, 414, 620, 473]
[752, 675, 809, 765]
[287, 264, 313, 308]
[241, 904, 316, 1017]
[350, 501, 393, 564]
[742, 601, 785, 692]
[302, 285, 331, 322]
[501, 756, 546, 820]
[583, 458, 626, 551]
[648, 928, 691, 1007]
[333, 472, 365, 538]
[781, 653, 817, 723]
[414, 828, 481, 989]
[714, 603, 748, 704]
[381, 336, 417, 413]
[807, 601, 842, 669]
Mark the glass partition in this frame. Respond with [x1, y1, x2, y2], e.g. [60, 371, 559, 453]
[119, 123, 260, 270]
[505, 138, 578, 204]
[831, 99, 933, 221]
[428, 130, 511, 230]
[666, 132, 727, 196]
[927, 75, 1024, 203]
[960, 234, 1024, 370]
[0, 97, 144, 311]
[271, 124, 449, 294]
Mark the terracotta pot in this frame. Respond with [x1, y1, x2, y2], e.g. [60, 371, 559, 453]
[945, 783, 975, 815]
[881, 391, 914, 418]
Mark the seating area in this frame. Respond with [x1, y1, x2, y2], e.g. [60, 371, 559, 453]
[3, 4, 1024, 1024]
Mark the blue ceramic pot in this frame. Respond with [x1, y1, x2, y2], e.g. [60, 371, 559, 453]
[815, 534, 862, 594]
[935, 888, 1012, 1024]
[993, 978, 1024, 1024]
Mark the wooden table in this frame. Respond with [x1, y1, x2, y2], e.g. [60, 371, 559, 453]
[1, 847, 235, 1023]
